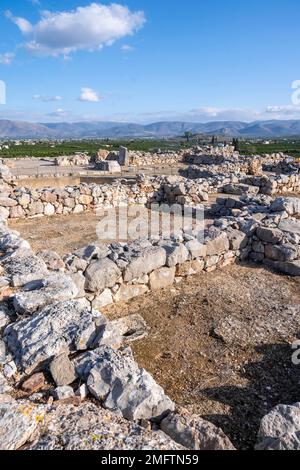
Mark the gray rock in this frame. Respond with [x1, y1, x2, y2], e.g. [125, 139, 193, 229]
[149, 267, 175, 290]
[279, 219, 300, 236]
[0, 233, 30, 252]
[0, 197, 17, 207]
[94, 314, 149, 349]
[264, 244, 298, 262]
[29, 402, 183, 450]
[0, 304, 11, 329]
[78, 346, 175, 421]
[206, 232, 229, 256]
[256, 402, 300, 450]
[69, 271, 86, 298]
[37, 250, 65, 271]
[270, 197, 300, 216]
[163, 243, 189, 267]
[5, 300, 97, 372]
[256, 226, 283, 244]
[227, 229, 248, 251]
[74, 243, 109, 261]
[161, 413, 235, 450]
[64, 254, 88, 273]
[50, 353, 76, 386]
[113, 284, 149, 302]
[13, 273, 78, 314]
[0, 401, 46, 450]
[185, 239, 207, 259]
[85, 258, 121, 293]
[0, 372, 12, 394]
[53, 386, 75, 400]
[92, 288, 113, 309]
[4, 252, 48, 287]
[124, 247, 166, 282]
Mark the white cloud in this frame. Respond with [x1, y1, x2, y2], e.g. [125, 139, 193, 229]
[5, 10, 33, 34]
[7, 3, 145, 57]
[266, 105, 300, 117]
[46, 108, 68, 118]
[121, 44, 134, 52]
[33, 94, 63, 102]
[79, 87, 102, 102]
[0, 52, 15, 65]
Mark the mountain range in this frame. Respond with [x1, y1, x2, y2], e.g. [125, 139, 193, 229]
[1, 119, 300, 139]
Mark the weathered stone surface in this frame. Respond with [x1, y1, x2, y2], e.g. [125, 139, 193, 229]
[69, 271, 86, 298]
[94, 314, 148, 349]
[256, 403, 300, 450]
[270, 197, 300, 215]
[5, 300, 97, 372]
[114, 284, 149, 302]
[92, 288, 113, 309]
[50, 353, 76, 386]
[74, 243, 109, 261]
[176, 259, 205, 276]
[85, 258, 121, 293]
[164, 243, 189, 267]
[264, 244, 297, 262]
[77, 346, 175, 421]
[0, 233, 30, 252]
[149, 267, 175, 290]
[13, 273, 78, 314]
[53, 386, 75, 400]
[21, 373, 46, 394]
[37, 250, 65, 271]
[4, 252, 48, 287]
[29, 402, 183, 450]
[206, 233, 229, 256]
[124, 247, 166, 282]
[185, 239, 207, 259]
[256, 227, 283, 244]
[0, 197, 17, 207]
[0, 372, 12, 394]
[0, 401, 46, 450]
[10, 206, 25, 219]
[0, 304, 11, 329]
[278, 219, 300, 236]
[227, 229, 248, 251]
[161, 413, 235, 450]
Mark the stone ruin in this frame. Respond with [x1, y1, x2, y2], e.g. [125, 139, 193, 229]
[0, 148, 300, 450]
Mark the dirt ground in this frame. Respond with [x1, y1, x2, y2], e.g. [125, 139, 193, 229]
[104, 263, 300, 450]
[9, 212, 102, 255]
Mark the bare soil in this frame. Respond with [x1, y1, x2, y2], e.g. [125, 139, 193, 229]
[103, 263, 300, 450]
[9, 212, 102, 255]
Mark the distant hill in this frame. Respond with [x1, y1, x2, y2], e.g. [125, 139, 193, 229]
[1, 119, 300, 139]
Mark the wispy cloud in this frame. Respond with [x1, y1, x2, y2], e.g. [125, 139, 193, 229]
[0, 52, 15, 65]
[79, 87, 102, 103]
[33, 94, 63, 102]
[7, 3, 145, 58]
[266, 105, 300, 117]
[121, 44, 134, 52]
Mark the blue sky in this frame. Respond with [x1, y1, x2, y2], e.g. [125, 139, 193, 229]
[0, 0, 300, 123]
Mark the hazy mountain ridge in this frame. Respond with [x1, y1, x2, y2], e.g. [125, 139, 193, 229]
[1, 119, 300, 138]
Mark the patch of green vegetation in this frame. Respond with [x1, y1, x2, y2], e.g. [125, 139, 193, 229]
[239, 141, 300, 158]
[0, 138, 195, 159]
